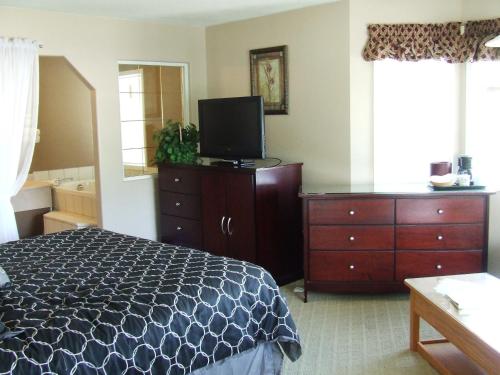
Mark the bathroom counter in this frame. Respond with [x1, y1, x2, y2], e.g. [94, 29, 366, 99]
[12, 180, 52, 213]
[12, 180, 53, 239]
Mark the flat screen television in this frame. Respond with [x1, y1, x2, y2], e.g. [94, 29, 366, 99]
[198, 96, 265, 161]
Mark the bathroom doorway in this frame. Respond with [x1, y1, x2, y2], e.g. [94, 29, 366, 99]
[21, 56, 101, 236]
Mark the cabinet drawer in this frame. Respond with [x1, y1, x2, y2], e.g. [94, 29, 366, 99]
[309, 251, 394, 281]
[396, 224, 484, 250]
[309, 199, 394, 225]
[395, 250, 483, 281]
[160, 215, 202, 249]
[309, 225, 394, 250]
[160, 191, 201, 219]
[396, 197, 485, 224]
[158, 167, 200, 194]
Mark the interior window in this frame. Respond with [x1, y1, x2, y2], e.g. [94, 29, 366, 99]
[118, 62, 189, 179]
[373, 59, 460, 184]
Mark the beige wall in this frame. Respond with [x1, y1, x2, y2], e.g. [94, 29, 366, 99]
[32, 56, 94, 172]
[206, 1, 351, 185]
[0, 6, 207, 240]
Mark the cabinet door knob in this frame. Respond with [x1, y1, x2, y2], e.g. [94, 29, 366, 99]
[436, 235, 444, 241]
[349, 264, 355, 270]
[348, 236, 355, 241]
[348, 210, 355, 216]
[435, 264, 442, 270]
[437, 209, 444, 215]
[174, 177, 181, 183]
[175, 202, 181, 207]
[176, 226, 183, 231]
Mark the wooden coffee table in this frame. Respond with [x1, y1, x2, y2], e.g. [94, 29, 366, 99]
[405, 273, 500, 375]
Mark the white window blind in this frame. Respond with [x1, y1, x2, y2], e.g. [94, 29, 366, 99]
[373, 60, 461, 184]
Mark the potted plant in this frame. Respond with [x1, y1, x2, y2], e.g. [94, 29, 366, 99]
[153, 120, 199, 164]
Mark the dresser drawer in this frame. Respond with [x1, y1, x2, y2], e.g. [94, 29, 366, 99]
[309, 225, 394, 250]
[160, 215, 202, 249]
[395, 250, 483, 281]
[160, 191, 201, 219]
[158, 167, 200, 194]
[396, 197, 485, 224]
[309, 199, 394, 225]
[309, 251, 394, 281]
[396, 224, 484, 250]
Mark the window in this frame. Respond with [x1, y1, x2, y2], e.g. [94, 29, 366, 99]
[118, 62, 189, 179]
[373, 59, 461, 184]
[465, 61, 500, 187]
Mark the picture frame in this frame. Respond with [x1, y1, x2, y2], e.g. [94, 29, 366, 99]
[250, 45, 288, 115]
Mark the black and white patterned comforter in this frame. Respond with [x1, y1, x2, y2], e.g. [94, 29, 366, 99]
[0, 228, 301, 374]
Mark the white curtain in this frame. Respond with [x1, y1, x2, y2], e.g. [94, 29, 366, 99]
[0, 38, 39, 243]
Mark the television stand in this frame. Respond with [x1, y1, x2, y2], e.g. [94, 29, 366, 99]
[210, 159, 256, 167]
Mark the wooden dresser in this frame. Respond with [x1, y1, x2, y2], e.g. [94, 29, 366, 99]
[300, 185, 493, 301]
[158, 160, 303, 285]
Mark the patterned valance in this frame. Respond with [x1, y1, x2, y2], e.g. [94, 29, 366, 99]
[363, 18, 500, 63]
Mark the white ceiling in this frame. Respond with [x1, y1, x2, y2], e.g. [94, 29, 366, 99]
[0, 0, 338, 26]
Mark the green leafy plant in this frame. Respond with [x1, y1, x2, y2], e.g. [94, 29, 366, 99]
[153, 120, 199, 164]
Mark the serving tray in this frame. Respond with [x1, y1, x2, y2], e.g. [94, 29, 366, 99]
[430, 184, 485, 191]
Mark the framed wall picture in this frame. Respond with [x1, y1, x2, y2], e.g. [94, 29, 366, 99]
[250, 45, 288, 115]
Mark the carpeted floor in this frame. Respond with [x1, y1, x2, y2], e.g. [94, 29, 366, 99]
[280, 281, 439, 375]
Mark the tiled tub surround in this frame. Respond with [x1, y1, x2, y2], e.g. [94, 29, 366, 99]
[31, 165, 95, 182]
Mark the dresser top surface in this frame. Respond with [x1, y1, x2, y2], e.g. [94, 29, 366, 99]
[300, 184, 496, 197]
[159, 158, 301, 172]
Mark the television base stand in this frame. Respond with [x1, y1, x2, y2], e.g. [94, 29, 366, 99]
[210, 159, 255, 168]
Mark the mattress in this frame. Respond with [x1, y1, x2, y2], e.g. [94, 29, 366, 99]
[0, 228, 301, 374]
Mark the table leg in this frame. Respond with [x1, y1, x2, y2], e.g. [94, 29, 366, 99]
[410, 291, 420, 352]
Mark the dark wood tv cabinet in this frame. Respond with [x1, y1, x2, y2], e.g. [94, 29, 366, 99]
[158, 160, 303, 285]
[300, 185, 493, 301]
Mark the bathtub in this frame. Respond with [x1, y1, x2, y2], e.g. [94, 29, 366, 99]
[44, 179, 97, 234]
[52, 179, 97, 219]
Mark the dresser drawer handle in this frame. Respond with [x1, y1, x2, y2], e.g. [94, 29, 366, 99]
[348, 210, 355, 216]
[176, 226, 183, 231]
[348, 264, 355, 270]
[436, 235, 444, 241]
[437, 209, 444, 215]
[348, 236, 355, 241]
[435, 264, 442, 270]
[175, 202, 181, 207]
[174, 177, 181, 183]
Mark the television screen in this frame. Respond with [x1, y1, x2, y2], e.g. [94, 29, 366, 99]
[198, 96, 265, 160]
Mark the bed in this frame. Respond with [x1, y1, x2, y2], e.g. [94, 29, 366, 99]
[0, 228, 301, 374]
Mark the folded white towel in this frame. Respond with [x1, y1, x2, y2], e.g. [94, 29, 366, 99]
[434, 278, 500, 314]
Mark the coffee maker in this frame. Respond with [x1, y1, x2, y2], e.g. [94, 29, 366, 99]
[457, 155, 473, 184]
